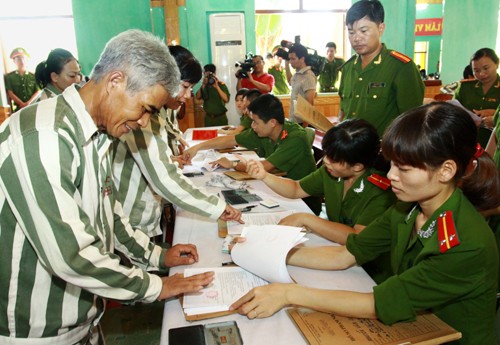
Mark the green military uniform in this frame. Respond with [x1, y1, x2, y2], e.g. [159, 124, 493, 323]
[301, 167, 396, 283]
[346, 189, 498, 345]
[199, 82, 230, 127]
[300, 167, 396, 226]
[318, 58, 345, 93]
[454, 74, 500, 113]
[4, 70, 39, 110]
[493, 106, 500, 168]
[239, 114, 253, 130]
[235, 121, 321, 214]
[268, 65, 290, 95]
[339, 44, 424, 136]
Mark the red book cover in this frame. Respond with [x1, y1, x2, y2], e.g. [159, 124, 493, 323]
[192, 129, 218, 140]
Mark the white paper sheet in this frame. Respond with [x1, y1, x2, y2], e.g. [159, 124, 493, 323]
[183, 266, 268, 315]
[231, 225, 307, 284]
[227, 210, 296, 235]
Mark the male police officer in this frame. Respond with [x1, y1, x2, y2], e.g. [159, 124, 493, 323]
[339, 0, 424, 136]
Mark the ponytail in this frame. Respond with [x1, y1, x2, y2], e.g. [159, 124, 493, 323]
[460, 152, 500, 211]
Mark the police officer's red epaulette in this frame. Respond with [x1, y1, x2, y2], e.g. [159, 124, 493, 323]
[367, 173, 391, 190]
[390, 50, 412, 63]
[437, 211, 460, 253]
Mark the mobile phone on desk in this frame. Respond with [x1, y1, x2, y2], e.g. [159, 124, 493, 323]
[183, 171, 204, 177]
[260, 199, 280, 208]
[169, 320, 243, 345]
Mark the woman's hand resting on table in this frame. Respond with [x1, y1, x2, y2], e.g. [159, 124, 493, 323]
[229, 283, 292, 319]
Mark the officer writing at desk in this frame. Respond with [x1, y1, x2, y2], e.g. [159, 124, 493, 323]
[231, 102, 500, 345]
[338, 0, 424, 136]
[181, 94, 321, 215]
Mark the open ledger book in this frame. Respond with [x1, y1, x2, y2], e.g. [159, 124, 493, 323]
[182, 225, 307, 320]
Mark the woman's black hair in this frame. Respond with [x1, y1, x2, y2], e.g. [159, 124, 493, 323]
[235, 88, 249, 99]
[168, 45, 202, 84]
[35, 48, 77, 88]
[470, 47, 499, 65]
[382, 102, 500, 211]
[322, 119, 380, 168]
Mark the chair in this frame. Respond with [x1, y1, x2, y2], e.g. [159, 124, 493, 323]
[305, 126, 316, 147]
[433, 93, 453, 102]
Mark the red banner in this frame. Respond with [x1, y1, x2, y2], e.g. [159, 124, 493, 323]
[415, 18, 443, 36]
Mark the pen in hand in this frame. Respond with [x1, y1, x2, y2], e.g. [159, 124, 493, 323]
[239, 205, 257, 212]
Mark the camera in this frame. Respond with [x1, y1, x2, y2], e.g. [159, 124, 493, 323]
[275, 36, 326, 76]
[207, 72, 216, 86]
[235, 53, 255, 78]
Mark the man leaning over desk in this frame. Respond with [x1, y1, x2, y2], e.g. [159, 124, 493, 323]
[181, 94, 321, 215]
[0, 30, 214, 344]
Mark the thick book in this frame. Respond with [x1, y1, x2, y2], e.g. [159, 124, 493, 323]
[182, 225, 307, 320]
[295, 95, 336, 132]
[288, 308, 461, 345]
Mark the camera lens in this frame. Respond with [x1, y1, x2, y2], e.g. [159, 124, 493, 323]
[207, 73, 216, 85]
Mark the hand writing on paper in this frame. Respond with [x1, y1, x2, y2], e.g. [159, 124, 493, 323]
[209, 157, 232, 169]
[229, 283, 290, 319]
[164, 243, 199, 267]
[182, 146, 200, 164]
[246, 159, 267, 180]
[158, 271, 214, 300]
[171, 155, 186, 169]
[219, 204, 244, 223]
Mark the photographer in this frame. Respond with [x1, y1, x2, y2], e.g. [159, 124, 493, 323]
[285, 44, 317, 124]
[236, 55, 274, 94]
[196, 64, 230, 126]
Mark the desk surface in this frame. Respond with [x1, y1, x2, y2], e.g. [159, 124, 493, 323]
[159, 167, 376, 345]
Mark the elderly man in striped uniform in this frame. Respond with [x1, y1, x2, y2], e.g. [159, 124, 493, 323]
[0, 30, 213, 344]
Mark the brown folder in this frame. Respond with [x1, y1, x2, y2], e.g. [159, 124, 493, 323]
[288, 308, 461, 345]
[295, 95, 335, 132]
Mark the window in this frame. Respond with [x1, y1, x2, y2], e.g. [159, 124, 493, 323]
[414, 41, 429, 71]
[254, 1, 350, 62]
[0, 0, 77, 74]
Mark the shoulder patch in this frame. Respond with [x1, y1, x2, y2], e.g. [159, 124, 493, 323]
[390, 50, 412, 63]
[367, 173, 391, 190]
[438, 211, 460, 253]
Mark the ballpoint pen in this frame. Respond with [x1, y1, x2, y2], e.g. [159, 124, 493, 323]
[239, 205, 257, 212]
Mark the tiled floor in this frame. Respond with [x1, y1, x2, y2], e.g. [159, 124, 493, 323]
[101, 301, 165, 345]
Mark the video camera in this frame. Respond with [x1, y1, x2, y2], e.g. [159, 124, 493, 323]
[235, 53, 255, 79]
[275, 35, 326, 76]
[207, 72, 216, 86]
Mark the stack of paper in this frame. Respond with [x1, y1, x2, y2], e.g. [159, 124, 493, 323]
[183, 225, 307, 318]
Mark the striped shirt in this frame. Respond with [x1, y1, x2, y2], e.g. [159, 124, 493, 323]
[113, 108, 225, 237]
[161, 107, 183, 155]
[31, 83, 61, 103]
[0, 85, 164, 344]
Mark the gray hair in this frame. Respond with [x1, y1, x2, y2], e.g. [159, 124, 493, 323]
[90, 29, 180, 96]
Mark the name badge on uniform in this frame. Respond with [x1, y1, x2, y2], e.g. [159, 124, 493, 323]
[369, 82, 386, 88]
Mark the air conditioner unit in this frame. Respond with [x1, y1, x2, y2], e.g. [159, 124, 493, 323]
[209, 13, 246, 125]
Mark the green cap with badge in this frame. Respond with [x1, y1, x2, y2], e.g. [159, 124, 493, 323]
[10, 47, 30, 59]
